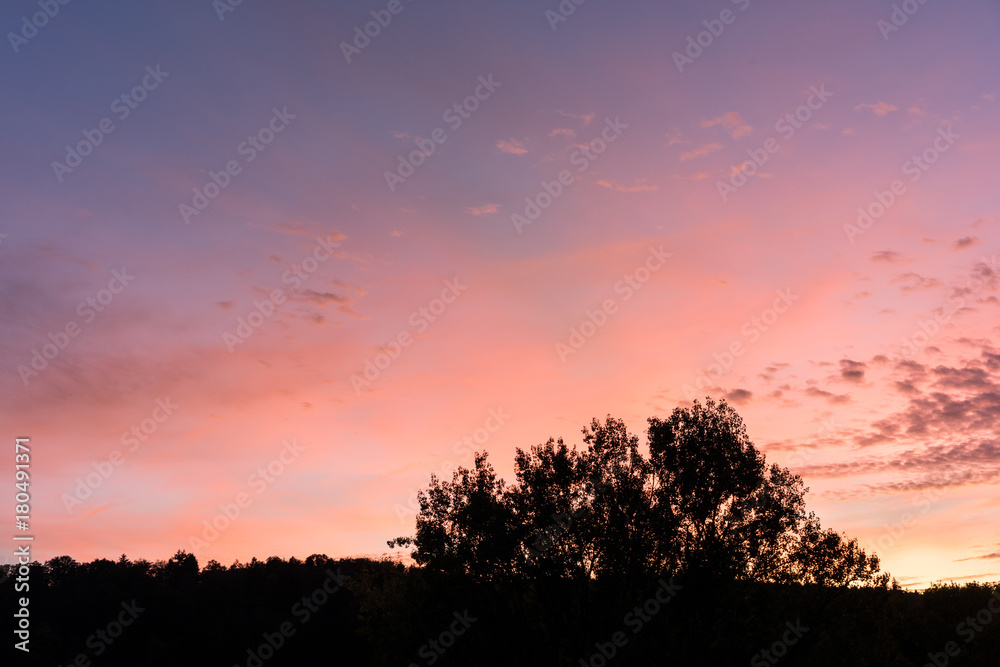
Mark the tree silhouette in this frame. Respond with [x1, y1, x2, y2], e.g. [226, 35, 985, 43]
[390, 399, 886, 589]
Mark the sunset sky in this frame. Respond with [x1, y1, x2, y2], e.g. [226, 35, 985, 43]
[2, 0, 999, 589]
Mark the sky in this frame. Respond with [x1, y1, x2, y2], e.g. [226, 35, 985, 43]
[1, 0, 998, 590]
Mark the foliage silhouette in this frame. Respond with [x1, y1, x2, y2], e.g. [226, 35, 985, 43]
[389, 399, 886, 590]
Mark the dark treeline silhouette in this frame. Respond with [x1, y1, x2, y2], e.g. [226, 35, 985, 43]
[5, 400, 999, 666]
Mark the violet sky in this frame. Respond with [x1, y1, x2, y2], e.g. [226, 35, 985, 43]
[2, 0, 999, 588]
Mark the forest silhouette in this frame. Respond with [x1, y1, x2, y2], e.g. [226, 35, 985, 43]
[5, 400, 998, 666]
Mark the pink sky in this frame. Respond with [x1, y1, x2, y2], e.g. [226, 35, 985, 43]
[2, 0, 999, 588]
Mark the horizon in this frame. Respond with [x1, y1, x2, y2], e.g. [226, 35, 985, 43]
[2, 0, 999, 592]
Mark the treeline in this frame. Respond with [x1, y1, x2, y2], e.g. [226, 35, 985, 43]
[8, 400, 998, 665]
[2, 553, 998, 666]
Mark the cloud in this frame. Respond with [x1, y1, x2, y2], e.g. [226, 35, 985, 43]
[292, 289, 365, 318]
[954, 236, 980, 250]
[465, 203, 500, 216]
[955, 550, 1000, 562]
[804, 387, 851, 404]
[701, 112, 752, 139]
[679, 143, 723, 161]
[596, 179, 659, 193]
[556, 110, 595, 126]
[839, 359, 867, 383]
[496, 138, 528, 155]
[890, 272, 943, 292]
[855, 102, 898, 116]
[725, 388, 753, 405]
[549, 128, 576, 139]
[871, 251, 906, 264]
[664, 129, 685, 146]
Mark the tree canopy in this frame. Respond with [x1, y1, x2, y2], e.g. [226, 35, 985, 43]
[390, 399, 887, 589]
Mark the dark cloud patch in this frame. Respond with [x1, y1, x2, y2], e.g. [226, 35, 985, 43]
[896, 359, 929, 381]
[953, 236, 979, 250]
[299, 290, 350, 306]
[801, 439, 1000, 483]
[725, 388, 753, 405]
[286, 288, 367, 319]
[871, 251, 906, 263]
[804, 386, 851, 404]
[948, 259, 999, 304]
[758, 362, 790, 383]
[931, 366, 994, 390]
[840, 359, 866, 383]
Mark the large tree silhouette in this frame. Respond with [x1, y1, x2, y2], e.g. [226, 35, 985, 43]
[390, 399, 886, 588]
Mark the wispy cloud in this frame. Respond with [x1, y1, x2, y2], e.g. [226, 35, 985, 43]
[701, 112, 752, 139]
[855, 101, 898, 116]
[465, 203, 500, 216]
[679, 143, 723, 161]
[496, 138, 528, 155]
